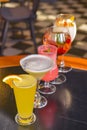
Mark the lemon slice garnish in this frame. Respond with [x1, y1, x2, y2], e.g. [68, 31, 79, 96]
[70, 16, 74, 21]
[3, 75, 22, 88]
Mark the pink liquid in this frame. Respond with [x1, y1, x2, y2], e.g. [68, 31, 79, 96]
[38, 45, 58, 82]
[42, 64, 58, 82]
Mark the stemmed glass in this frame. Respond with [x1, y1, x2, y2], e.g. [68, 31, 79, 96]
[43, 26, 70, 84]
[54, 14, 76, 73]
[38, 44, 58, 94]
[20, 54, 54, 108]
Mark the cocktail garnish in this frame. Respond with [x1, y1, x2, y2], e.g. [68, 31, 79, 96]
[44, 48, 51, 52]
[55, 17, 74, 27]
[70, 16, 74, 21]
[2, 75, 22, 88]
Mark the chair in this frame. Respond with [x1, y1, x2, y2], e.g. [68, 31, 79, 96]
[0, 0, 40, 55]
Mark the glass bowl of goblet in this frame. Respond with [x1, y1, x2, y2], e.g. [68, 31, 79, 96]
[20, 54, 54, 108]
[54, 13, 76, 73]
[43, 26, 72, 84]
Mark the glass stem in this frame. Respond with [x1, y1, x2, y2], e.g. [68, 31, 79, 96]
[59, 55, 65, 72]
[60, 55, 65, 68]
[37, 79, 40, 89]
[44, 82, 49, 88]
[34, 79, 41, 108]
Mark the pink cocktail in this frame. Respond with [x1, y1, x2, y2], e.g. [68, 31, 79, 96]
[38, 44, 58, 94]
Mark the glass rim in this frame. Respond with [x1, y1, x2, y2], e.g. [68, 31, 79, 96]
[55, 13, 76, 22]
[20, 54, 54, 73]
[38, 44, 57, 54]
[12, 75, 37, 88]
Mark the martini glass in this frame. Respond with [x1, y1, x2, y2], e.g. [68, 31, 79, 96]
[54, 14, 76, 73]
[20, 54, 54, 108]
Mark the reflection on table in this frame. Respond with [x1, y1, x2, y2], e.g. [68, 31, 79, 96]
[0, 55, 87, 130]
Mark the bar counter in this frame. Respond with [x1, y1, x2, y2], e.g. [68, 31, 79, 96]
[0, 55, 87, 130]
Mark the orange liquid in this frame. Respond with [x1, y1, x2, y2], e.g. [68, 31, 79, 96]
[43, 31, 71, 55]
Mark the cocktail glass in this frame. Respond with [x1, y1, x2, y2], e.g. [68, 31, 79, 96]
[13, 74, 37, 126]
[54, 13, 76, 73]
[38, 44, 58, 94]
[20, 54, 54, 108]
[43, 26, 68, 84]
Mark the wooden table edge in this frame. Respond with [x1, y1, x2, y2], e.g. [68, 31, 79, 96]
[0, 55, 87, 70]
[57, 56, 87, 71]
[0, 55, 26, 68]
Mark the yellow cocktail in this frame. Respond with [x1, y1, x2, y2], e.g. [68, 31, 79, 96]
[3, 74, 37, 126]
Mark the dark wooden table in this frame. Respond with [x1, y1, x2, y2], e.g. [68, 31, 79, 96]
[0, 55, 87, 130]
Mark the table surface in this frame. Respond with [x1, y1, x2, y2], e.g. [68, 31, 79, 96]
[0, 55, 87, 70]
[0, 55, 87, 130]
[0, 0, 9, 3]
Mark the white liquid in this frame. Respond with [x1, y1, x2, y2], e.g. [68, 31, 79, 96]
[26, 58, 51, 71]
[20, 55, 54, 79]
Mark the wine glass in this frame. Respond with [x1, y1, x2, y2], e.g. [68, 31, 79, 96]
[38, 44, 58, 94]
[43, 26, 69, 84]
[20, 54, 54, 108]
[54, 13, 76, 73]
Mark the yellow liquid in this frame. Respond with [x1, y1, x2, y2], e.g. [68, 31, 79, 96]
[25, 69, 48, 80]
[13, 74, 37, 118]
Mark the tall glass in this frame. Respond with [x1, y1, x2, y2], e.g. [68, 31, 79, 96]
[20, 54, 54, 108]
[13, 74, 37, 126]
[38, 44, 58, 94]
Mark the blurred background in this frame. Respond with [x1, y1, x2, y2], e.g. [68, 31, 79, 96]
[0, 0, 87, 58]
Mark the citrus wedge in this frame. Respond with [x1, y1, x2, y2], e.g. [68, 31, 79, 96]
[70, 16, 74, 21]
[2, 75, 22, 88]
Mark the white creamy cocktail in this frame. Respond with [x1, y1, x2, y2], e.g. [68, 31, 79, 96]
[20, 54, 54, 108]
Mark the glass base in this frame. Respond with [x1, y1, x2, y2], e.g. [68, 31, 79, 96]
[38, 83, 56, 95]
[58, 66, 72, 73]
[51, 74, 66, 85]
[34, 95, 47, 108]
[15, 113, 36, 126]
